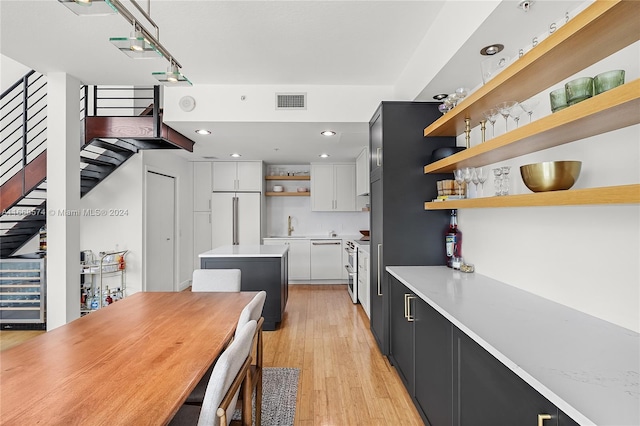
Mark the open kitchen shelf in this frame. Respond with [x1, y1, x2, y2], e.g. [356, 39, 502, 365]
[423, 1, 640, 211]
[423, 80, 640, 173]
[422, 0, 639, 138]
[424, 184, 640, 210]
[265, 192, 310, 196]
[265, 175, 310, 181]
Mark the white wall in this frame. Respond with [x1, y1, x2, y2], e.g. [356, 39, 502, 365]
[1, 54, 30, 91]
[454, 42, 640, 332]
[266, 196, 369, 238]
[79, 150, 193, 295]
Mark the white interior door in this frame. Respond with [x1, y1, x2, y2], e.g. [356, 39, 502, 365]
[146, 171, 175, 292]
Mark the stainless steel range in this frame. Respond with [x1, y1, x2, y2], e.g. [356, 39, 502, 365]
[345, 240, 358, 303]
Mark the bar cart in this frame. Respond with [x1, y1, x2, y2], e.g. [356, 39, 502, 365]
[80, 250, 128, 315]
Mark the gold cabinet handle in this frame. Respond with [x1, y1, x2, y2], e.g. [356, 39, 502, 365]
[407, 295, 416, 322]
[538, 414, 552, 426]
[404, 294, 410, 319]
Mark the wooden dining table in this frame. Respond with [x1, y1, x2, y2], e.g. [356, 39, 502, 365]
[0, 291, 257, 425]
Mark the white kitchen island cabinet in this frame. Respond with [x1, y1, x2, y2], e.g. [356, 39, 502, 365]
[212, 161, 262, 192]
[199, 245, 288, 330]
[386, 266, 639, 426]
[310, 164, 356, 211]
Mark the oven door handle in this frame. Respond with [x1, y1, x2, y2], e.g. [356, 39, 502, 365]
[344, 265, 356, 275]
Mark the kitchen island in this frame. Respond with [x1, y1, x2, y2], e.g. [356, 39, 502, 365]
[386, 266, 639, 426]
[200, 245, 289, 330]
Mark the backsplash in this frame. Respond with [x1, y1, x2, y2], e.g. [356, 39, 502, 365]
[266, 196, 369, 237]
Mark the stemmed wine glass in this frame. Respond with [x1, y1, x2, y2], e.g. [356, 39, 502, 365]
[471, 168, 480, 197]
[482, 108, 499, 138]
[476, 167, 488, 197]
[519, 98, 540, 123]
[496, 101, 518, 132]
[463, 168, 473, 198]
[509, 103, 524, 128]
[453, 169, 465, 198]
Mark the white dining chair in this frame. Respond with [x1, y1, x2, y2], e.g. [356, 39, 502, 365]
[191, 269, 241, 292]
[185, 291, 267, 414]
[169, 320, 257, 426]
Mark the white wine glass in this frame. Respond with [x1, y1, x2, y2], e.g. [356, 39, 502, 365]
[496, 101, 518, 132]
[520, 98, 540, 123]
[476, 167, 488, 197]
[463, 167, 473, 199]
[453, 169, 465, 198]
[471, 168, 479, 197]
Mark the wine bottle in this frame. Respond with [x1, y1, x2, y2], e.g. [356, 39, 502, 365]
[445, 210, 462, 267]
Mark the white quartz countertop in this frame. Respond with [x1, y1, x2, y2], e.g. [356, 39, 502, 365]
[199, 245, 288, 258]
[386, 266, 639, 426]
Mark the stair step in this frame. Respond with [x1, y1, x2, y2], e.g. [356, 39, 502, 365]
[87, 139, 138, 155]
[80, 157, 117, 168]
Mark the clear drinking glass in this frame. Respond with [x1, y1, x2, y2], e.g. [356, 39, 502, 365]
[463, 168, 473, 198]
[453, 169, 465, 198]
[519, 98, 540, 123]
[471, 169, 479, 197]
[496, 101, 518, 132]
[482, 108, 499, 138]
[476, 167, 488, 197]
[493, 168, 503, 196]
[500, 166, 511, 195]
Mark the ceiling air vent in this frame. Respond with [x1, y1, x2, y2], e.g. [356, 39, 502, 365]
[276, 93, 307, 110]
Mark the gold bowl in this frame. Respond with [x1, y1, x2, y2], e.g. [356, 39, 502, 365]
[519, 161, 582, 192]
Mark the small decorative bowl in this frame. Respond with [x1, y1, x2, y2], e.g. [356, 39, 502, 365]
[297, 187, 308, 192]
[272, 185, 284, 192]
[520, 161, 582, 192]
[594, 70, 625, 95]
[565, 77, 593, 106]
[549, 88, 568, 113]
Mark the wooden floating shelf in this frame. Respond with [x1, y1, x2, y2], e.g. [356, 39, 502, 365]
[423, 0, 640, 138]
[265, 192, 310, 196]
[424, 184, 640, 210]
[265, 175, 310, 181]
[424, 80, 640, 173]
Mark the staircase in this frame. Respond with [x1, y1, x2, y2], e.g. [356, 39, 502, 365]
[0, 73, 194, 258]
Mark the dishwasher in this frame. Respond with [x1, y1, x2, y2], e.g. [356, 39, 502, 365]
[310, 239, 343, 280]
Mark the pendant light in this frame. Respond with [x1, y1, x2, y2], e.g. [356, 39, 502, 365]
[58, 0, 117, 16]
[152, 61, 192, 86]
[109, 23, 162, 59]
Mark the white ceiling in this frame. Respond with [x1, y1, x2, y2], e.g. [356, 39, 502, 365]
[0, 0, 585, 164]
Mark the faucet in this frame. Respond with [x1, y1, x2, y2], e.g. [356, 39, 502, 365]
[287, 215, 294, 236]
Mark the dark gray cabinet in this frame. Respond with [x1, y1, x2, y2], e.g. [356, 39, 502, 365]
[368, 102, 455, 355]
[415, 294, 453, 426]
[201, 253, 288, 330]
[390, 276, 580, 426]
[389, 276, 415, 392]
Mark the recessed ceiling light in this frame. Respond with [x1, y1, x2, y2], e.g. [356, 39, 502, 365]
[321, 130, 336, 136]
[319, 153, 330, 158]
[433, 94, 448, 101]
[230, 153, 242, 158]
[195, 129, 211, 135]
[480, 44, 504, 56]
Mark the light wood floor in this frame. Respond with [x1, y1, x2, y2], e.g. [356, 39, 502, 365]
[0, 285, 424, 425]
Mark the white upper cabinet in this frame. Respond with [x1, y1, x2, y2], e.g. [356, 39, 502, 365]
[356, 147, 370, 196]
[212, 161, 263, 192]
[193, 162, 213, 211]
[311, 164, 356, 211]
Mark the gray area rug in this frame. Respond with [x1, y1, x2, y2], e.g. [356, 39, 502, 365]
[233, 367, 300, 426]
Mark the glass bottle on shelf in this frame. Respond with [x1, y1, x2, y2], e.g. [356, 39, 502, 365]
[38, 224, 47, 251]
[445, 210, 462, 268]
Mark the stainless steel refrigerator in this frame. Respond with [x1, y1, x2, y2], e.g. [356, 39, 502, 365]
[211, 192, 261, 247]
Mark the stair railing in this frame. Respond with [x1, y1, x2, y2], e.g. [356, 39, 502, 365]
[0, 71, 47, 188]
